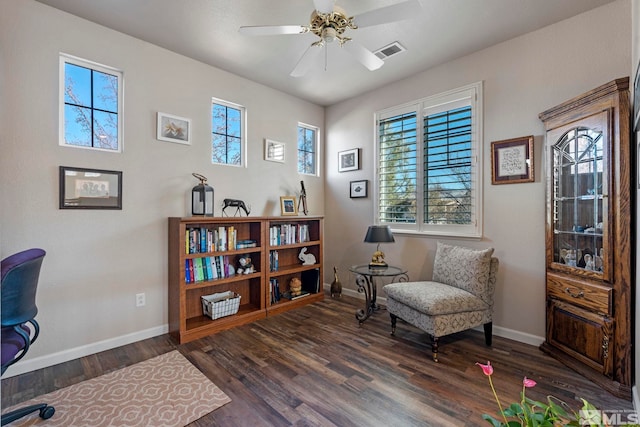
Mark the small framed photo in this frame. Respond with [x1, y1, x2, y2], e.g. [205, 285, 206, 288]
[59, 166, 122, 210]
[338, 148, 359, 172]
[157, 112, 191, 145]
[280, 196, 298, 216]
[265, 139, 285, 163]
[491, 136, 534, 185]
[350, 180, 368, 198]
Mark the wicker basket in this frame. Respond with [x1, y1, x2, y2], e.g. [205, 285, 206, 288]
[201, 291, 241, 320]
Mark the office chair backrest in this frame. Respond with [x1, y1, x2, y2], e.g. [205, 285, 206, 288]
[1, 248, 46, 327]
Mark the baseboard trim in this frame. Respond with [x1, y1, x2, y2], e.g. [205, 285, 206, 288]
[337, 287, 545, 347]
[9, 287, 544, 377]
[3, 325, 168, 378]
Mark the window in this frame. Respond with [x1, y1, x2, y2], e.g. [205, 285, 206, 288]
[375, 82, 483, 238]
[297, 123, 318, 175]
[60, 54, 123, 152]
[212, 98, 246, 166]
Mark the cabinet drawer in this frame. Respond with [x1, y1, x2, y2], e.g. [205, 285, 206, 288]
[546, 273, 611, 315]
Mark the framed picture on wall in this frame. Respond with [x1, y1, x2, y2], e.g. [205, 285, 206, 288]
[350, 180, 368, 198]
[338, 148, 359, 172]
[264, 139, 285, 163]
[59, 166, 122, 209]
[491, 136, 534, 184]
[156, 112, 191, 145]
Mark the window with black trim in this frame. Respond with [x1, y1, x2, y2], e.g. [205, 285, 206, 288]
[60, 54, 123, 152]
[212, 98, 245, 166]
[375, 82, 483, 238]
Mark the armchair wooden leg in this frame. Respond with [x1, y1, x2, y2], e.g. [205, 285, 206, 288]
[483, 322, 493, 346]
[390, 313, 397, 336]
[431, 336, 439, 362]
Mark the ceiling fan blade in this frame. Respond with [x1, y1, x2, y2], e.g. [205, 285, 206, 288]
[353, 0, 422, 28]
[343, 41, 384, 71]
[313, 0, 334, 15]
[239, 25, 306, 36]
[290, 45, 323, 77]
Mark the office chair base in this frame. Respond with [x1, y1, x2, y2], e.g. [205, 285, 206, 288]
[1, 403, 54, 425]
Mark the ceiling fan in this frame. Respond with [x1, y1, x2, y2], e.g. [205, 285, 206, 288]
[238, 0, 422, 77]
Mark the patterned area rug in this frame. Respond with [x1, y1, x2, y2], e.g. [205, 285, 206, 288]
[2, 350, 231, 426]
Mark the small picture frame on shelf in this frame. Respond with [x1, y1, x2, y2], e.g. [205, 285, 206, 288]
[59, 166, 122, 210]
[280, 196, 298, 216]
[156, 112, 191, 145]
[264, 139, 285, 163]
[350, 180, 368, 198]
[338, 148, 359, 172]
[491, 136, 534, 184]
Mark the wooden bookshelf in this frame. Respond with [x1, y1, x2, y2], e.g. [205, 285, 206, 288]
[168, 216, 323, 344]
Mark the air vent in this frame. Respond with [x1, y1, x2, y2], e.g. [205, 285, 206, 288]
[374, 42, 406, 60]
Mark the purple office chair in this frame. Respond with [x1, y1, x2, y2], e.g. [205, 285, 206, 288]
[1, 249, 55, 424]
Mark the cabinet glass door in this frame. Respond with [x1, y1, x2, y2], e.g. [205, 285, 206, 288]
[549, 113, 609, 277]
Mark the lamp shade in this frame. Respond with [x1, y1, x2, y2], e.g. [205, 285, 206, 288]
[364, 225, 395, 243]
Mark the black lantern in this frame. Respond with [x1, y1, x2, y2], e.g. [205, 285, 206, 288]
[191, 173, 214, 217]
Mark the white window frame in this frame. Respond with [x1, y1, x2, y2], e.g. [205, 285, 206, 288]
[211, 97, 247, 168]
[297, 122, 320, 176]
[374, 82, 483, 238]
[59, 53, 124, 153]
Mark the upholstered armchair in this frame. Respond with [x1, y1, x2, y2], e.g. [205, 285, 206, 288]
[383, 242, 499, 362]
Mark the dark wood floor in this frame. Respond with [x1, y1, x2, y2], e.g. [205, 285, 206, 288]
[2, 295, 634, 426]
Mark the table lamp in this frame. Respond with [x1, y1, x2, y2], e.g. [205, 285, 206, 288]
[364, 225, 394, 269]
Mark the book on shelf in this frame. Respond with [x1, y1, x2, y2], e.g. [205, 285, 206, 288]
[301, 268, 320, 293]
[236, 239, 257, 249]
[281, 290, 310, 300]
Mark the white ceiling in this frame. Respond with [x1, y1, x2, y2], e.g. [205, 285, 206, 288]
[35, 0, 615, 106]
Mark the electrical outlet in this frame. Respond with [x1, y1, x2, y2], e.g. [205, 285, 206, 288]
[136, 293, 146, 307]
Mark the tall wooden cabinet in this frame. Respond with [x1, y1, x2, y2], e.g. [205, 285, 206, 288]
[539, 78, 632, 399]
[168, 216, 323, 344]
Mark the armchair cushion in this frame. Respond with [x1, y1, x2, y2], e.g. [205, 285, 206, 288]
[383, 281, 489, 316]
[432, 242, 494, 304]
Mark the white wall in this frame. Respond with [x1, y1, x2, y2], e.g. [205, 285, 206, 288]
[0, 0, 324, 374]
[324, 0, 631, 343]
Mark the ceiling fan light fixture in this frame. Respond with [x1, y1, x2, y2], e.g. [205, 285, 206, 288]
[322, 27, 337, 43]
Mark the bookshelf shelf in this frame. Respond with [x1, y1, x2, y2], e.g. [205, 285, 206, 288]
[169, 216, 323, 344]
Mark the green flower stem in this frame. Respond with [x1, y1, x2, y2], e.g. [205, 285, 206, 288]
[488, 375, 509, 426]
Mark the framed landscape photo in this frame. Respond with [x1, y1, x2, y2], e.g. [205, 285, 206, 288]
[157, 112, 191, 145]
[264, 139, 285, 163]
[59, 166, 122, 209]
[350, 180, 368, 198]
[491, 136, 534, 185]
[338, 148, 359, 172]
[280, 196, 298, 216]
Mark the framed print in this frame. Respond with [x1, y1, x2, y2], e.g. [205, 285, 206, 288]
[280, 196, 298, 216]
[350, 180, 368, 198]
[59, 166, 122, 209]
[338, 148, 359, 172]
[265, 139, 285, 163]
[491, 136, 534, 184]
[157, 112, 191, 145]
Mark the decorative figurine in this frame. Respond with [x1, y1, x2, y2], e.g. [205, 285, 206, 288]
[298, 247, 316, 265]
[236, 255, 254, 274]
[330, 266, 342, 298]
[222, 198, 251, 216]
[298, 180, 308, 215]
[289, 277, 302, 296]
